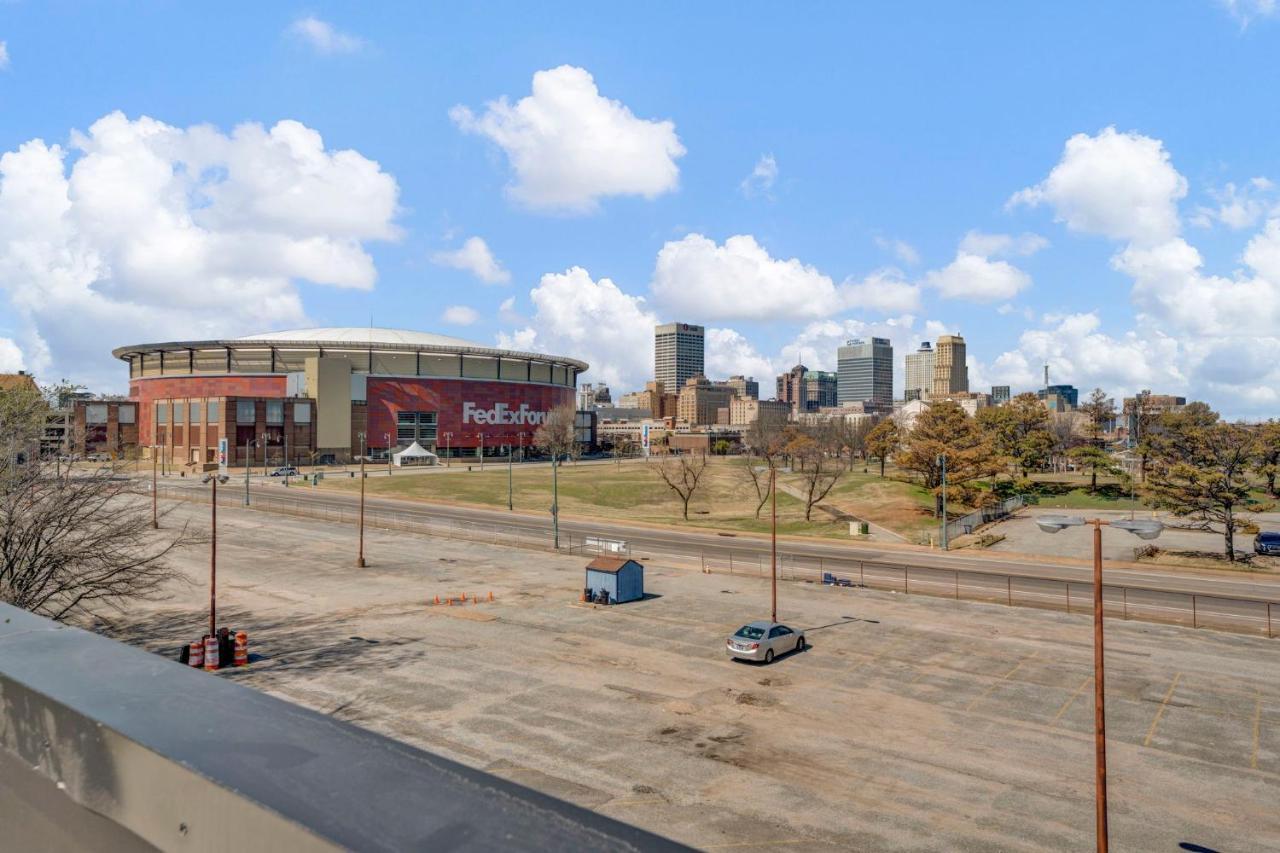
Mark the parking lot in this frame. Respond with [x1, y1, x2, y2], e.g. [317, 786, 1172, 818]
[103, 502, 1280, 851]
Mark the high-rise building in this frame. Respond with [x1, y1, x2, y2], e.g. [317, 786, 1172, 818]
[932, 335, 968, 397]
[806, 370, 838, 411]
[726, 375, 759, 400]
[576, 383, 612, 409]
[776, 365, 808, 412]
[654, 322, 705, 390]
[905, 342, 935, 400]
[836, 337, 893, 405]
[991, 385, 1011, 405]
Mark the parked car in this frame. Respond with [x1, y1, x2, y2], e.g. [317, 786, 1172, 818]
[1255, 531, 1280, 556]
[268, 466, 300, 477]
[725, 621, 805, 664]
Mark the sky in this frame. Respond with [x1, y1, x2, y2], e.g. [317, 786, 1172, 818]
[2, 2, 1280, 418]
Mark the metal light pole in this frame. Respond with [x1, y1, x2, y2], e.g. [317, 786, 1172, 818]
[385, 432, 392, 476]
[507, 443, 514, 511]
[1036, 515, 1162, 853]
[357, 432, 367, 568]
[551, 453, 560, 549]
[284, 429, 290, 486]
[151, 445, 159, 529]
[938, 453, 949, 551]
[244, 438, 254, 506]
[261, 433, 268, 477]
[478, 433, 485, 471]
[770, 464, 777, 623]
[444, 432, 452, 467]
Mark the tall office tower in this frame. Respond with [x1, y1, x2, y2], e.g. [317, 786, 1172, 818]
[904, 342, 935, 400]
[806, 371, 839, 410]
[776, 364, 808, 413]
[654, 323, 705, 390]
[836, 337, 893, 405]
[991, 385, 1011, 405]
[931, 334, 968, 397]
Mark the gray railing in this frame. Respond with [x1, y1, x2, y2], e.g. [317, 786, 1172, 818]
[944, 494, 1026, 541]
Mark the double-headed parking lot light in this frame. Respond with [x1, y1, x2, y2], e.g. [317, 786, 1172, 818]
[1035, 514, 1086, 534]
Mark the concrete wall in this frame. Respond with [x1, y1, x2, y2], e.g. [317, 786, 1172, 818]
[305, 357, 352, 454]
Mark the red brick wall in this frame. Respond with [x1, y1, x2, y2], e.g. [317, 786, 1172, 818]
[130, 376, 287, 445]
[366, 378, 573, 450]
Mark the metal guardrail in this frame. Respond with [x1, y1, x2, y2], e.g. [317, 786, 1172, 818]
[0, 603, 685, 852]
[156, 486, 1278, 640]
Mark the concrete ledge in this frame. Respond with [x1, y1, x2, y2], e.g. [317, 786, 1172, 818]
[0, 603, 685, 852]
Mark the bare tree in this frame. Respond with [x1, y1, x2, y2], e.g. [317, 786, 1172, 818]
[652, 452, 709, 520]
[787, 424, 845, 521]
[533, 405, 577, 461]
[610, 436, 636, 467]
[739, 410, 788, 518]
[1, 384, 190, 622]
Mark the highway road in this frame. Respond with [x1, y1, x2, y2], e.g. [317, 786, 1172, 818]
[154, 476, 1280, 609]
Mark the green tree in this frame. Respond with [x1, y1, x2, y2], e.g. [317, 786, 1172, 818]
[1079, 387, 1116, 447]
[977, 393, 1052, 477]
[1255, 420, 1280, 497]
[1068, 445, 1123, 492]
[1143, 404, 1269, 561]
[896, 401, 1001, 491]
[865, 419, 900, 478]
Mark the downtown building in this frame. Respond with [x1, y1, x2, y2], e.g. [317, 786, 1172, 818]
[654, 322, 705, 390]
[904, 342, 935, 401]
[931, 334, 968, 397]
[836, 338, 893, 406]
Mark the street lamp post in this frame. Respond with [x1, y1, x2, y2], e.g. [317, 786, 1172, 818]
[385, 432, 392, 476]
[444, 432, 452, 468]
[261, 433, 268, 477]
[938, 453, 949, 551]
[551, 452, 560, 549]
[244, 438, 255, 506]
[1035, 514, 1162, 853]
[357, 432, 367, 568]
[151, 445, 159, 529]
[200, 474, 230, 639]
[477, 433, 485, 471]
[284, 430, 290, 486]
[507, 443, 514, 511]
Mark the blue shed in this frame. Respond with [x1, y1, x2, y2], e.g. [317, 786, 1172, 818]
[584, 557, 645, 604]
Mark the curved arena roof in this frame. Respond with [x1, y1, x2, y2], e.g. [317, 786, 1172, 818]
[112, 326, 589, 373]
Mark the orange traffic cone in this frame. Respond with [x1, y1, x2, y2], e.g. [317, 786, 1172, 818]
[233, 632, 249, 667]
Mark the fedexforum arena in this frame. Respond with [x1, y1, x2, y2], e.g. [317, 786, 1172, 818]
[111, 328, 587, 466]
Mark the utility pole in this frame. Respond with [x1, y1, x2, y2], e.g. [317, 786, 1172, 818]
[1091, 519, 1109, 853]
[210, 475, 217, 638]
[770, 464, 777, 623]
[938, 453, 949, 551]
[357, 432, 367, 568]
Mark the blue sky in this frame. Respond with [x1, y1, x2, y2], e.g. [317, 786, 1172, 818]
[2, 2, 1279, 417]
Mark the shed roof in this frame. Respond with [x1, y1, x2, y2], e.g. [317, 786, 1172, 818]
[584, 556, 640, 573]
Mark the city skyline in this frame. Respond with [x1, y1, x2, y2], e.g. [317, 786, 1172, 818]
[2, 5, 1280, 419]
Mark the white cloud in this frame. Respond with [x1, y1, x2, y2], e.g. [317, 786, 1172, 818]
[431, 236, 510, 284]
[1190, 177, 1276, 229]
[925, 252, 1031, 302]
[843, 269, 922, 313]
[498, 295, 523, 325]
[740, 154, 777, 198]
[1221, 0, 1278, 26]
[0, 41, 9, 71]
[497, 266, 657, 389]
[451, 65, 685, 214]
[0, 111, 399, 388]
[873, 235, 920, 266]
[1009, 127, 1187, 245]
[705, 328, 776, 380]
[958, 230, 1048, 258]
[652, 233, 841, 321]
[0, 337, 23, 371]
[441, 305, 479, 326]
[288, 17, 363, 54]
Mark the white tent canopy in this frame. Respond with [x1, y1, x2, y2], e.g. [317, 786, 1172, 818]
[392, 441, 438, 467]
